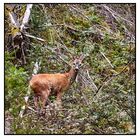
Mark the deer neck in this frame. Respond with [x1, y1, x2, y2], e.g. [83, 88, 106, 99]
[68, 67, 79, 84]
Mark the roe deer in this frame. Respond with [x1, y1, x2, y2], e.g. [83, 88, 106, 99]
[29, 54, 85, 114]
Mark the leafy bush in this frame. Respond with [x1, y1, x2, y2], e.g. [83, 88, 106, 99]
[5, 51, 28, 116]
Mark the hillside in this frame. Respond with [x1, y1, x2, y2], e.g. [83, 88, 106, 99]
[4, 4, 135, 134]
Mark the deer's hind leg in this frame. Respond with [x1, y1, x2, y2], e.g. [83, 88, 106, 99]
[33, 95, 40, 113]
[40, 90, 50, 115]
[56, 90, 63, 108]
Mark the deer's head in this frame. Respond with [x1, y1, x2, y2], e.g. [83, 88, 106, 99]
[71, 54, 85, 70]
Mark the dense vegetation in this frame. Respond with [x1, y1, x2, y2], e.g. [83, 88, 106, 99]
[5, 4, 135, 134]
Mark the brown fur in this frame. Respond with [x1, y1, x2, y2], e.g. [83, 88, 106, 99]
[29, 55, 84, 114]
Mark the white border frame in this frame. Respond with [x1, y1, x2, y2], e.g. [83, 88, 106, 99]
[1, 0, 139, 140]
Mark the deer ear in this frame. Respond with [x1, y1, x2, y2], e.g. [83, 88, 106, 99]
[72, 56, 77, 60]
[79, 54, 85, 61]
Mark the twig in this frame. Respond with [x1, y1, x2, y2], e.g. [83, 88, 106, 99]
[53, 23, 81, 32]
[57, 55, 70, 66]
[103, 5, 134, 26]
[28, 106, 38, 113]
[19, 60, 41, 118]
[100, 51, 114, 68]
[96, 75, 115, 98]
[24, 33, 46, 42]
[68, 5, 89, 21]
[81, 92, 90, 106]
[8, 11, 20, 27]
[19, 105, 26, 118]
[86, 70, 98, 91]
[79, 72, 97, 94]
[54, 30, 74, 55]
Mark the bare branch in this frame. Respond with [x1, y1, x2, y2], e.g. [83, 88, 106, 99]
[19, 105, 26, 118]
[57, 55, 70, 66]
[86, 70, 98, 91]
[68, 5, 89, 21]
[20, 4, 33, 31]
[103, 4, 134, 26]
[79, 72, 97, 94]
[19, 59, 41, 118]
[100, 51, 114, 68]
[27, 106, 38, 113]
[8, 11, 20, 27]
[24, 33, 46, 42]
[54, 30, 74, 56]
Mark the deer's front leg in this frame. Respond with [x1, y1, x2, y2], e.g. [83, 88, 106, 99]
[56, 91, 62, 107]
